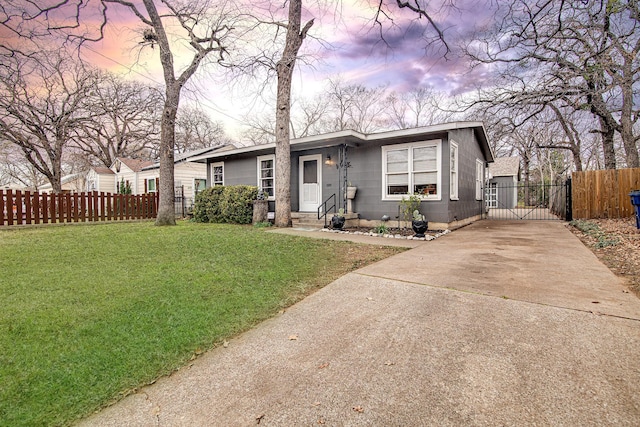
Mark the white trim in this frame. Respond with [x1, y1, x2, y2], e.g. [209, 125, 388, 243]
[146, 177, 156, 193]
[475, 159, 484, 201]
[381, 139, 442, 201]
[211, 161, 224, 186]
[298, 154, 323, 212]
[187, 121, 493, 163]
[257, 154, 276, 200]
[450, 140, 459, 201]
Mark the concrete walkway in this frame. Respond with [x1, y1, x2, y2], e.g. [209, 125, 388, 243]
[79, 221, 640, 426]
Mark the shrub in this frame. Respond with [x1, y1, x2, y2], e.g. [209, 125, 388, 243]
[399, 194, 421, 223]
[193, 185, 258, 224]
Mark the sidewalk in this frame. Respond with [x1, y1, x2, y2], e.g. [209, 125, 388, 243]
[79, 221, 640, 426]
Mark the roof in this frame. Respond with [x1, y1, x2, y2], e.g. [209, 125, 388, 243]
[118, 157, 155, 172]
[488, 157, 520, 177]
[91, 167, 115, 175]
[141, 145, 234, 171]
[39, 173, 83, 190]
[186, 122, 495, 163]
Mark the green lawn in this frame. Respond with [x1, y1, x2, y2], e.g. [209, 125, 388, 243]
[0, 222, 402, 426]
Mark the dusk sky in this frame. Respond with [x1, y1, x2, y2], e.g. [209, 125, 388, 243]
[80, 0, 495, 138]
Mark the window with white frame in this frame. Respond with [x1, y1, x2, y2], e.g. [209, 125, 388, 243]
[475, 159, 484, 200]
[194, 178, 206, 194]
[257, 155, 275, 198]
[147, 178, 156, 193]
[382, 140, 441, 200]
[211, 162, 224, 186]
[450, 141, 459, 200]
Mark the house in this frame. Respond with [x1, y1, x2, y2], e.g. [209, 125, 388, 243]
[95, 146, 231, 205]
[486, 157, 521, 209]
[188, 122, 495, 230]
[39, 173, 85, 194]
[110, 157, 156, 193]
[1, 182, 27, 191]
[86, 167, 116, 193]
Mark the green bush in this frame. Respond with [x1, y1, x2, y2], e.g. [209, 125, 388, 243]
[193, 185, 258, 224]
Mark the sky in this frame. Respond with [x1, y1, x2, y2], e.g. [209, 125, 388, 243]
[77, 0, 496, 139]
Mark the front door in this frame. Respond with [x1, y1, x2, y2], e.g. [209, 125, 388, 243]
[299, 154, 322, 212]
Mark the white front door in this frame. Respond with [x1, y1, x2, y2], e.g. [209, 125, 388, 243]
[299, 154, 322, 212]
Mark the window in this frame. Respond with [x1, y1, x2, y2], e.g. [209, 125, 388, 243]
[147, 178, 156, 193]
[450, 141, 458, 200]
[257, 155, 275, 198]
[211, 162, 224, 186]
[194, 178, 207, 194]
[382, 140, 441, 200]
[475, 159, 484, 200]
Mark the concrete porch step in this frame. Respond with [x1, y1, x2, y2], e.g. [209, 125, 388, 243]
[291, 212, 357, 229]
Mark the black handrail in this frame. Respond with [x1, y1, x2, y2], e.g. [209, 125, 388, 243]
[318, 193, 337, 228]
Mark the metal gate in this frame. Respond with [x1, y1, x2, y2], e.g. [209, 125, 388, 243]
[485, 179, 572, 221]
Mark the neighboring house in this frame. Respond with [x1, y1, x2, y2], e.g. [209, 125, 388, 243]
[111, 157, 156, 194]
[39, 173, 85, 194]
[86, 167, 116, 193]
[486, 157, 521, 209]
[188, 122, 495, 230]
[1, 182, 27, 191]
[107, 146, 231, 205]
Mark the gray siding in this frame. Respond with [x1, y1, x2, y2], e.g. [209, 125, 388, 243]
[348, 134, 462, 223]
[204, 127, 490, 226]
[489, 176, 518, 208]
[447, 128, 485, 223]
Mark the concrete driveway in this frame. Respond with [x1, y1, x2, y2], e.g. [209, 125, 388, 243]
[79, 221, 640, 426]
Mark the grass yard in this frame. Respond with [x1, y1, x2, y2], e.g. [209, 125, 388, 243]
[0, 222, 403, 426]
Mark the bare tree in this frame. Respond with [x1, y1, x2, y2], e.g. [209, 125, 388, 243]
[273, 0, 314, 227]
[464, 0, 640, 169]
[372, 0, 453, 57]
[0, 143, 48, 190]
[2, 0, 240, 224]
[105, 0, 237, 225]
[175, 106, 228, 153]
[73, 72, 163, 167]
[385, 86, 455, 129]
[0, 51, 97, 192]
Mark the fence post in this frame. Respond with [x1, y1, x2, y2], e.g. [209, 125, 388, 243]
[565, 178, 572, 221]
[0, 190, 5, 226]
[6, 189, 14, 226]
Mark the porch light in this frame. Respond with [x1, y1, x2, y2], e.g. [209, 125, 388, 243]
[325, 155, 332, 165]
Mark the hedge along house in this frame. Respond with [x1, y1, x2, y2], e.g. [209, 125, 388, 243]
[188, 122, 494, 230]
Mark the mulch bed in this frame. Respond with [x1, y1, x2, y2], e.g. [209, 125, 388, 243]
[568, 217, 640, 299]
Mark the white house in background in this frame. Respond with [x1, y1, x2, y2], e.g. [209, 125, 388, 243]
[1, 182, 27, 191]
[86, 167, 116, 193]
[486, 157, 521, 209]
[111, 157, 156, 194]
[106, 146, 233, 203]
[39, 173, 86, 194]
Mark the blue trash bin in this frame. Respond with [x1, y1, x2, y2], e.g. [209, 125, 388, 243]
[630, 190, 640, 229]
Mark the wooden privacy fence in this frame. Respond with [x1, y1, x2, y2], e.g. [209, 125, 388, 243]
[1, 190, 159, 226]
[572, 168, 640, 219]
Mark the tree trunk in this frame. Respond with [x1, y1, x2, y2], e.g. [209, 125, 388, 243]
[274, 68, 292, 227]
[155, 83, 179, 226]
[620, 59, 639, 167]
[571, 147, 583, 172]
[599, 116, 617, 170]
[273, 0, 313, 228]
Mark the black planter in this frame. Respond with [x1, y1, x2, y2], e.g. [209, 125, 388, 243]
[412, 220, 428, 237]
[331, 215, 346, 230]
